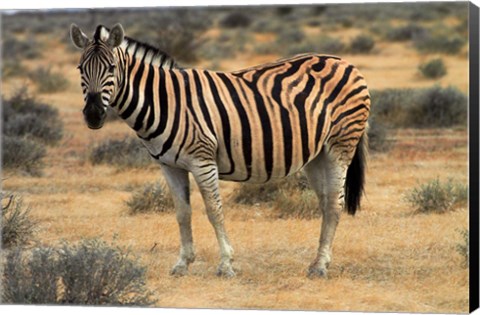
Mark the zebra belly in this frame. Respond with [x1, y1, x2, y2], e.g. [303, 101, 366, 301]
[216, 147, 313, 184]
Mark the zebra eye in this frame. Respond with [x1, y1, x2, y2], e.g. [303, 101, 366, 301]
[108, 64, 116, 73]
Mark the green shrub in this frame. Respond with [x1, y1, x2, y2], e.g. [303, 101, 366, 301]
[30, 66, 70, 93]
[405, 179, 468, 214]
[2, 136, 46, 176]
[1, 192, 38, 248]
[126, 182, 174, 214]
[2, 239, 156, 305]
[349, 34, 375, 54]
[418, 58, 447, 79]
[89, 137, 152, 168]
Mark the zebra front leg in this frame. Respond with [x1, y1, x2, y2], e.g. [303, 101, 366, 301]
[160, 164, 195, 276]
[192, 164, 235, 278]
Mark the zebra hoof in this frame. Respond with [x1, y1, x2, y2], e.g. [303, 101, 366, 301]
[216, 263, 236, 278]
[170, 264, 188, 277]
[307, 266, 328, 279]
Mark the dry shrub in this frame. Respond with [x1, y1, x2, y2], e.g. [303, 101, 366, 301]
[30, 66, 70, 93]
[349, 34, 375, 54]
[3, 88, 64, 145]
[233, 173, 320, 219]
[368, 117, 393, 152]
[126, 182, 174, 214]
[385, 23, 426, 41]
[89, 137, 152, 168]
[233, 173, 309, 205]
[2, 136, 46, 176]
[405, 178, 467, 214]
[370, 86, 467, 128]
[219, 12, 252, 29]
[2, 239, 156, 306]
[274, 189, 319, 220]
[1, 192, 38, 249]
[408, 85, 467, 128]
[413, 31, 465, 54]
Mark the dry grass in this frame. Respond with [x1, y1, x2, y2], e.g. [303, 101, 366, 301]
[1, 21, 469, 314]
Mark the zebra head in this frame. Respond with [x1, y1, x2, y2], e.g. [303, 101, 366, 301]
[70, 23, 124, 129]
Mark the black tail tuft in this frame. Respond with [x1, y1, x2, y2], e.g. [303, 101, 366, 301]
[345, 132, 368, 215]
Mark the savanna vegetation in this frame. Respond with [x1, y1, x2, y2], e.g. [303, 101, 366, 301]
[1, 2, 470, 312]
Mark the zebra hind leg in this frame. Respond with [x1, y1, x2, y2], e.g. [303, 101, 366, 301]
[160, 164, 196, 277]
[304, 147, 348, 278]
[192, 164, 235, 278]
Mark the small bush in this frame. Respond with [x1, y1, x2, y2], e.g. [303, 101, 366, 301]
[219, 12, 252, 29]
[318, 37, 345, 55]
[408, 85, 467, 128]
[456, 229, 469, 267]
[3, 88, 64, 144]
[418, 58, 447, 79]
[5, 113, 63, 145]
[369, 88, 415, 127]
[349, 34, 375, 54]
[405, 178, 468, 214]
[2, 136, 46, 176]
[276, 28, 306, 46]
[274, 189, 319, 220]
[2, 192, 38, 248]
[385, 24, 427, 41]
[413, 32, 465, 54]
[2, 239, 156, 306]
[367, 117, 392, 152]
[3, 246, 60, 304]
[89, 137, 152, 168]
[2, 35, 42, 61]
[233, 173, 309, 205]
[2, 58, 27, 78]
[370, 86, 467, 128]
[126, 182, 174, 214]
[30, 66, 69, 93]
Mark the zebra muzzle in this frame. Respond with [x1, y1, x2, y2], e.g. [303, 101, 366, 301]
[83, 93, 107, 129]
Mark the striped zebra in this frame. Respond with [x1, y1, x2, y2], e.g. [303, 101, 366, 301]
[70, 23, 370, 278]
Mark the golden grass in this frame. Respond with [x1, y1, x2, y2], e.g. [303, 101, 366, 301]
[1, 29, 470, 313]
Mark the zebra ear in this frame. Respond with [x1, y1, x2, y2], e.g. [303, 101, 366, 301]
[107, 23, 124, 48]
[70, 23, 89, 49]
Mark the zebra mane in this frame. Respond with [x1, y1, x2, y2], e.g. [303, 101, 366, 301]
[94, 25, 178, 69]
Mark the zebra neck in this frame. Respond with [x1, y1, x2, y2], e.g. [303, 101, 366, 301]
[110, 38, 178, 127]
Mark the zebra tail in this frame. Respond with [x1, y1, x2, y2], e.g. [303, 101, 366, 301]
[345, 130, 368, 216]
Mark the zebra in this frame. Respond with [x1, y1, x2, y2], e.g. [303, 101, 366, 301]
[70, 23, 370, 278]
